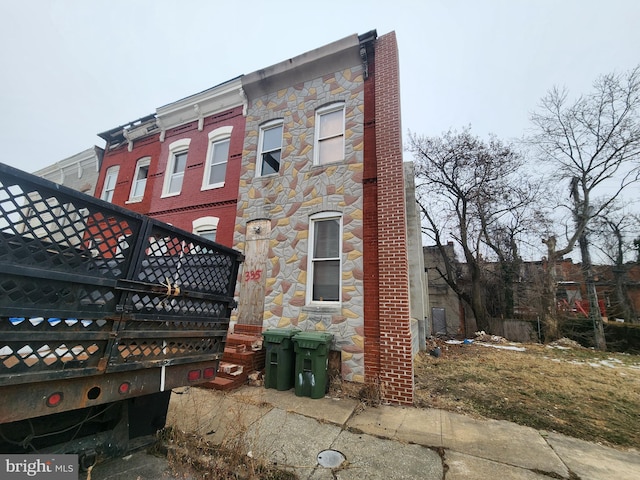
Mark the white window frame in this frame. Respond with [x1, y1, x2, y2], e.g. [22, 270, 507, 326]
[256, 119, 283, 177]
[313, 103, 345, 166]
[162, 138, 191, 197]
[192, 216, 219, 240]
[202, 126, 233, 190]
[101, 166, 119, 202]
[127, 157, 151, 203]
[306, 212, 342, 305]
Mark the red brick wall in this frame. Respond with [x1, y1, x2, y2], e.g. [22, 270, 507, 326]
[150, 201, 238, 246]
[96, 106, 244, 248]
[96, 134, 161, 215]
[373, 32, 414, 405]
[146, 106, 244, 247]
[363, 38, 381, 381]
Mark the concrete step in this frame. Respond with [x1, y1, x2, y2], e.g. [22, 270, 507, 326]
[202, 370, 249, 391]
[226, 333, 263, 351]
[200, 375, 236, 391]
[233, 324, 263, 337]
[218, 362, 243, 376]
[204, 326, 265, 392]
[223, 348, 266, 371]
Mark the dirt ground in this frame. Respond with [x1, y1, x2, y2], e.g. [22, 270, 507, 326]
[159, 336, 639, 478]
[410, 336, 640, 449]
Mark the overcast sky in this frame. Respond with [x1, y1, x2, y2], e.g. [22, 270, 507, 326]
[1, 0, 639, 174]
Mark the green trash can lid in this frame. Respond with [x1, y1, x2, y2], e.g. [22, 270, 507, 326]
[262, 328, 299, 343]
[292, 331, 333, 348]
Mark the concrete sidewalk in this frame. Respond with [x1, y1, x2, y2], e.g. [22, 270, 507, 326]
[161, 385, 640, 480]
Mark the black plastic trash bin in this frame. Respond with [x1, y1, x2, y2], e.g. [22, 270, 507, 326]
[292, 332, 333, 399]
[262, 329, 298, 391]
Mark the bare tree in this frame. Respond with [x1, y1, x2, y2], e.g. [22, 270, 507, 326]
[482, 184, 545, 318]
[592, 208, 639, 323]
[530, 65, 640, 348]
[409, 127, 537, 331]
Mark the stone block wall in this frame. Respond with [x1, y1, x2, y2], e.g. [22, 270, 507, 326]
[234, 65, 367, 382]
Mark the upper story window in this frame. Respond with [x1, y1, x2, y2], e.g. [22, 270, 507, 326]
[162, 138, 190, 197]
[307, 212, 342, 303]
[314, 103, 345, 166]
[101, 166, 119, 202]
[128, 157, 150, 202]
[257, 120, 283, 176]
[202, 126, 233, 190]
[193, 216, 219, 245]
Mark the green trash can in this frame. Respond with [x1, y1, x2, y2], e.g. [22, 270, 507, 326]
[292, 332, 333, 399]
[262, 329, 298, 391]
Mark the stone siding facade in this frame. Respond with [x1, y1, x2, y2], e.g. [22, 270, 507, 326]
[234, 65, 367, 382]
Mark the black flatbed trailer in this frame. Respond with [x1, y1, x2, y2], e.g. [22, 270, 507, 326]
[0, 162, 242, 466]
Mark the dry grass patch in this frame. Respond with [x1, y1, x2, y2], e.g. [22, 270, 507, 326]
[161, 388, 296, 479]
[414, 340, 640, 449]
[154, 426, 296, 480]
[329, 374, 386, 407]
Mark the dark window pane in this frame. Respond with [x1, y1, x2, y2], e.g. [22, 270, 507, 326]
[261, 150, 281, 175]
[312, 260, 340, 301]
[318, 136, 343, 165]
[209, 163, 227, 184]
[313, 219, 340, 258]
[199, 229, 216, 242]
[263, 125, 282, 152]
[137, 165, 149, 180]
[319, 109, 343, 138]
[132, 178, 146, 197]
[174, 152, 187, 174]
[212, 139, 230, 164]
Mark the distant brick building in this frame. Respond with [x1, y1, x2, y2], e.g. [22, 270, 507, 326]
[423, 243, 467, 336]
[557, 260, 639, 322]
[422, 249, 640, 341]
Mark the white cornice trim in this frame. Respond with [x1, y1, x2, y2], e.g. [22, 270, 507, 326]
[121, 117, 158, 151]
[156, 78, 244, 139]
[33, 147, 103, 176]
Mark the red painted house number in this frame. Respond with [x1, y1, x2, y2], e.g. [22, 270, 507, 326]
[244, 269, 263, 282]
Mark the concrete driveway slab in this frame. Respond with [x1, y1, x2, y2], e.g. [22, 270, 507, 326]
[545, 432, 640, 480]
[439, 411, 568, 477]
[246, 408, 342, 477]
[346, 404, 410, 438]
[395, 406, 445, 446]
[232, 386, 359, 426]
[348, 404, 567, 478]
[328, 429, 443, 480]
[445, 451, 554, 480]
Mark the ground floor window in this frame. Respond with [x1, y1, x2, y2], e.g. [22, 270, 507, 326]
[307, 212, 342, 303]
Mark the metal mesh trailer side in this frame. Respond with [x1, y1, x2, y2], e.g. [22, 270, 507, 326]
[0, 162, 243, 424]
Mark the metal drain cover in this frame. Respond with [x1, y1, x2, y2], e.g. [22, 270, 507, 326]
[317, 449, 346, 468]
